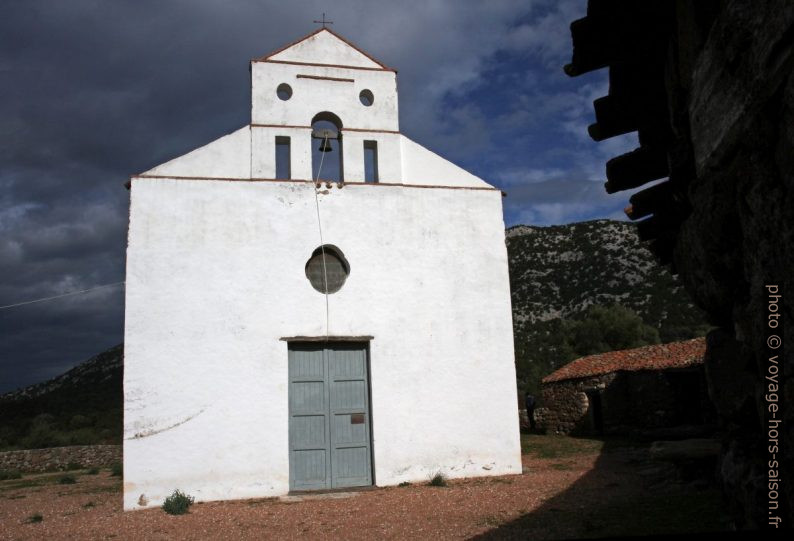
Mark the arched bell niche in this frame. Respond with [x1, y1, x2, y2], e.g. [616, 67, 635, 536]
[311, 112, 343, 182]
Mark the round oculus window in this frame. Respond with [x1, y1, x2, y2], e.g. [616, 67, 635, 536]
[359, 89, 374, 106]
[305, 245, 350, 294]
[277, 83, 293, 101]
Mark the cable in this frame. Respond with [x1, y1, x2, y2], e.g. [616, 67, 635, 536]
[0, 281, 125, 310]
[313, 134, 331, 339]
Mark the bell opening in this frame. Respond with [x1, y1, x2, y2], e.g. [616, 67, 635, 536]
[311, 115, 343, 182]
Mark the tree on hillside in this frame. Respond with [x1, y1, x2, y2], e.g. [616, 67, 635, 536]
[569, 304, 660, 356]
[515, 304, 660, 397]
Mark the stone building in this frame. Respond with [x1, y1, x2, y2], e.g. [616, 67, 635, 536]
[538, 338, 712, 436]
[122, 28, 521, 510]
[563, 1, 793, 526]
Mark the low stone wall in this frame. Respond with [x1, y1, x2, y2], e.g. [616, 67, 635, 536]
[538, 373, 616, 434]
[0, 445, 121, 473]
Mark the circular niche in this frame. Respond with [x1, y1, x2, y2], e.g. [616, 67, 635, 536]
[305, 245, 350, 294]
[359, 89, 374, 106]
[277, 83, 293, 101]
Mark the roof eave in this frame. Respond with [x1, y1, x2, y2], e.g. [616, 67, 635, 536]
[254, 27, 395, 71]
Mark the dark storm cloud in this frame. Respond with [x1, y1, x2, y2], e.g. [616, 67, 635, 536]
[0, 0, 290, 392]
[1, 0, 624, 393]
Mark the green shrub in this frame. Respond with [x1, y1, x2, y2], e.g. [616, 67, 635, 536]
[110, 462, 122, 477]
[0, 470, 22, 480]
[31, 413, 55, 427]
[63, 428, 102, 446]
[27, 513, 43, 523]
[20, 424, 62, 449]
[58, 474, 77, 484]
[69, 414, 92, 429]
[428, 472, 448, 487]
[398, 481, 411, 487]
[66, 462, 83, 471]
[87, 467, 99, 475]
[162, 489, 195, 515]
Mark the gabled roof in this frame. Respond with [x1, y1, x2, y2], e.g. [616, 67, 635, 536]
[255, 27, 394, 71]
[542, 337, 706, 383]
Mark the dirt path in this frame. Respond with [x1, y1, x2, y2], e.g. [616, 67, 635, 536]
[0, 438, 728, 540]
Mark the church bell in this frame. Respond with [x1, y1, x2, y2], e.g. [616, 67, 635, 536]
[318, 138, 333, 152]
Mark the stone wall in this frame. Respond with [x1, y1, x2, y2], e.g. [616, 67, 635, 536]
[537, 373, 616, 434]
[539, 367, 713, 435]
[668, 1, 794, 527]
[624, 368, 715, 429]
[0, 445, 121, 473]
[562, 0, 793, 527]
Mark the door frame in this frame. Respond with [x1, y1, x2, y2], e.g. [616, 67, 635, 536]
[284, 338, 375, 492]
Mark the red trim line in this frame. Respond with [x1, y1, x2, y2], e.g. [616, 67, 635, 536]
[251, 123, 312, 130]
[343, 127, 400, 134]
[297, 74, 354, 83]
[343, 181, 499, 192]
[256, 27, 325, 61]
[250, 124, 400, 134]
[255, 27, 394, 70]
[134, 175, 260, 182]
[130, 175, 499, 192]
[253, 58, 395, 73]
[321, 27, 393, 69]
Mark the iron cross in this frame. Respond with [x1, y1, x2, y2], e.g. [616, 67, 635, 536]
[313, 13, 333, 28]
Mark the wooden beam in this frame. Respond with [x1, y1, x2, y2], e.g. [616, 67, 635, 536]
[626, 180, 675, 220]
[564, 17, 610, 77]
[605, 146, 669, 193]
[565, 2, 675, 78]
[636, 213, 681, 242]
[589, 82, 670, 143]
[589, 95, 637, 140]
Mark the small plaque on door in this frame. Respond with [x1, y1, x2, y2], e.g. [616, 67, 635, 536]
[350, 414, 365, 424]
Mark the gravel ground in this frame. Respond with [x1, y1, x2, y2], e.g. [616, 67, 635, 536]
[0, 442, 725, 540]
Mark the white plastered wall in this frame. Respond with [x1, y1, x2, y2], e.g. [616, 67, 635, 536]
[141, 33, 490, 188]
[140, 126, 487, 188]
[251, 62, 398, 132]
[268, 30, 383, 69]
[142, 127, 251, 179]
[400, 136, 492, 188]
[251, 126, 313, 180]
[123, 178, 521, 509]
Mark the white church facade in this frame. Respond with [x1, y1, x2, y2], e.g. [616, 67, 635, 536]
[123, 28, 521, 509]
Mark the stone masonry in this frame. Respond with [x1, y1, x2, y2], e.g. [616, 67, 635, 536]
[0, 445, 121, 473]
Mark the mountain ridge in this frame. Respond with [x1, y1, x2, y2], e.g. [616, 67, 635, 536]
[507, 219, 706, 337]
[507, 219, 710, 394]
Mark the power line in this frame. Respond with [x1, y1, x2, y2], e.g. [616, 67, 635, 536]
[313, 134, 331, 339]
[0, 281, 125, 310]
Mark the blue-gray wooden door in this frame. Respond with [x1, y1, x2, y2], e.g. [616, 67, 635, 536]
[288, 343, 372, 490]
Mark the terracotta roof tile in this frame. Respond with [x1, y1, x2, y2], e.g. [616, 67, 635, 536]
[542, 337, 706, 383]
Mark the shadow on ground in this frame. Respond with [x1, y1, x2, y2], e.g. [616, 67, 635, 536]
[473, 435, 731, 540]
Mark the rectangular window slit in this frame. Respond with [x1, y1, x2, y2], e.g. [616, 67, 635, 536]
[275, 136, 291, 179]
[363, 140, 378, 183]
